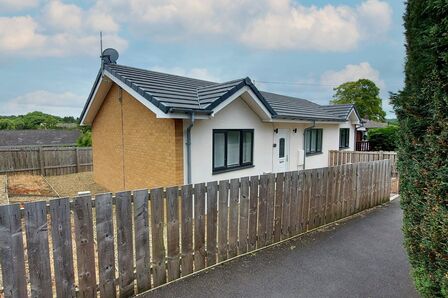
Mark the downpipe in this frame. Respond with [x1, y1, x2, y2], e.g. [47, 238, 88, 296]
[186, 112, 195, 185]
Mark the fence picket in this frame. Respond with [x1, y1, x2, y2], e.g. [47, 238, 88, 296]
[96, 193, 117, 297]
[133, 189, 151, 292]
[273, 173, 284, 242]
[228, 178, 239, 257]
[0, 204, 27, 298]
[281, 172, 291, 238]
[248, 176, 258, 251]
[150, 188, 166, 286]
[73, 196, 97, 298]
[266, 173, 275, 244]
[218, 180, 229, 261]
[239, 177, 250, 253]
[116, 191, 134, 297]
[206, 181, 218, 266]
[194, 183, 206, 270]
[166, 186, 180, 281]
[181, 185, 193, 276]
[258, 174, 268, 247]
[50, 198, 75, 298]
[289, 171, 299, 235]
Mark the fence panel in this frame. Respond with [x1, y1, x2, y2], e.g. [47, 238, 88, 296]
[329, 150, 397, 178]
[0, 160, 392, 297]
[0, 146, 92, 176]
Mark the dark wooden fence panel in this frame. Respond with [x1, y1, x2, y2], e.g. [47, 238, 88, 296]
[0, 160, 391, 297]
[0, 146, 92, 176]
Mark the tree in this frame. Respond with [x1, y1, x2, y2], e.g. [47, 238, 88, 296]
[330, 79, 386, 121]
[391, 1, 448, 296]
[77, 126, 92, 147]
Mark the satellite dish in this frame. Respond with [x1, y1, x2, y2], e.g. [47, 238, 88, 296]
[101, 48, 119, 64]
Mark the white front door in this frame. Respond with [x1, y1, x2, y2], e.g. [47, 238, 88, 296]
[273, 129, 289, 173]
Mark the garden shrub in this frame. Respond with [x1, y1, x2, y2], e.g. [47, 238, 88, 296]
[367, 126, 399, 151]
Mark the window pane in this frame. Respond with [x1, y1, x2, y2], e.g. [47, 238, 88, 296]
[227, 131, 240, 166]
[317, 129, 322, 152]
[242, 131, 253, 163]
[305, 130, 311, 153]
[311, 130, 317, 152]
[213, 133, 225, 168]
[279, 138, 285, 158]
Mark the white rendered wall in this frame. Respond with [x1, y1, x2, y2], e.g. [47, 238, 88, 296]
[185, 97, 274, 184]
[184, 98, 358, 183]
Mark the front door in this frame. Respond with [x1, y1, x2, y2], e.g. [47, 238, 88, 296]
[273, 129, 289, 173]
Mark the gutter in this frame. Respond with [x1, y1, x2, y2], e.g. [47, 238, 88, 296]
[186, 112, 195, 184]
[303, 121, 316, 170]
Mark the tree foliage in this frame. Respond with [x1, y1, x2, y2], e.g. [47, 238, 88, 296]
[331, 79, 386, 121]
[367, 126, 399, 151]
[0, 111, 79, 130]
[391, 1, 448, 296]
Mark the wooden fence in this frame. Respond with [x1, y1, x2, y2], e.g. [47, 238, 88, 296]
[0, 160, 391, 297]
[329, 150, 398, 177]
[0, 146, 92, 176]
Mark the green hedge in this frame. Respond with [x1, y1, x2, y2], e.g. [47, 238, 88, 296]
[367, 126, 399, 151]
[391, 1, 448, 297]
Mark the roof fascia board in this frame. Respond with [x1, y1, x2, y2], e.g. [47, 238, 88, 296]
[80, 70, 102, 125]
[104, 70, 172, 118]
[80, 73, 112, 125]
[210, 86, 272, 120]
[265, 118, 346, 124]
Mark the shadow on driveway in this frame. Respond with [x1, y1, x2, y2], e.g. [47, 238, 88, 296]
[142, 199, 419, 298]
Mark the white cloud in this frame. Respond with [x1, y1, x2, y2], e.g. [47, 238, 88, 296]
[0, 0, 38, 12]
[0, 17, 45, 51]
[320, 62, 385, 88]
[0, 1, 126, 57]
[357, 0, 392, 38]
[94, 0, 392, 52]
[240, 4, 360, 51]
[152, 66, 219, 82]
[3, 90, 85, 116]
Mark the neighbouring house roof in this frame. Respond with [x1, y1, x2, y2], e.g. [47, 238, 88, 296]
[81, 62, 361, 124]
[0, 130, 80, 147]
[362, 119, 388, 129]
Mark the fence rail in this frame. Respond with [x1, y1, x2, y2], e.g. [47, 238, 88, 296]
[329, 150, 398, 177]
[0, 160, 391, 297]
[0, 146, 92, 176]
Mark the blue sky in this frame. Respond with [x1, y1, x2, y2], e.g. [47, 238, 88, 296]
[0, 0, 404, 118]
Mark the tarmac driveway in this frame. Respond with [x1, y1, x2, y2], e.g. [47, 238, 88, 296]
[143, 198, 419, 298]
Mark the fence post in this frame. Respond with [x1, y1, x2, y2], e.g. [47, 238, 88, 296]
[38, 147, 45, 175]
[379, 151, 384, 160]
[75, 147, 80, 173]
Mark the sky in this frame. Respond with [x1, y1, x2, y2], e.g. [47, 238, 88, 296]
[0, 0, 405, 118]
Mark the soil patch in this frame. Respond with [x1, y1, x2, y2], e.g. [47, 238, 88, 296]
[46, 172, 108, 197]
[7, 174, 56, 196]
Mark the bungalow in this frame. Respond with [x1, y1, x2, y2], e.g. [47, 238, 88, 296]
[80, 50, 361, 192]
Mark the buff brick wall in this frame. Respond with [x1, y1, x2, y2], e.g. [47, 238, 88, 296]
[92, 83, 184, 192]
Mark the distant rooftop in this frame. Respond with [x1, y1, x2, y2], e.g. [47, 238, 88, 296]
[0, 130, 80, 147]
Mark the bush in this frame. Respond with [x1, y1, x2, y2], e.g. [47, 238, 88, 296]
[391, 1, 448, 296]
[77, 130, 92, 147]
[367, 126, 399, 151]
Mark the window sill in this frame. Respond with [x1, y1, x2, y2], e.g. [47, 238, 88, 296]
[305, 152, 323, 157]
[212, 164, 255, 175]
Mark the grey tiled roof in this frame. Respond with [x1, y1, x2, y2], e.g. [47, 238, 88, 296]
[0, 130, 80, 147]
[261, 92, 347, 121]
[320, 104, 355, 119]
[82, 63, 357, 122]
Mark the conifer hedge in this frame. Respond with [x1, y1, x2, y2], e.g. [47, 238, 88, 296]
[392, 1, 448, 296]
